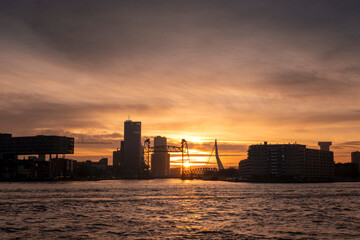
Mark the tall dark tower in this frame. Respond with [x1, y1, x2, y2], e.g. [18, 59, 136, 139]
[351, 151, 360, 172]
[123, 120, 141, 176]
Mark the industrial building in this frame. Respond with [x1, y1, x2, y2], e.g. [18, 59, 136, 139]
[73, 158, 113, 180]
[2, 158, 50, 180]
[238, 142, 334, 182]
[334, 162, 359, 179]
[0, 133, 74, 160]
[50, 158, 75, 179]
[151, 136, 170, 177]
[0, 133, 75, 180]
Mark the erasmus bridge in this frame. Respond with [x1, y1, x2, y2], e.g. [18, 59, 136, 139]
[190, 139, 225, 177]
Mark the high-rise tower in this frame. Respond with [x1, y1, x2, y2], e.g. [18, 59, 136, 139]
[351, 151, 360, 172]
[123, 120, 142, 176]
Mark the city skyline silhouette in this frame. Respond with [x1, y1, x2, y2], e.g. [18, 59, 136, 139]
[1, 1, 360, 165]
[1, 1, 360, 239]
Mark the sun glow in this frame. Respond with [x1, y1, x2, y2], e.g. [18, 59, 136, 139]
[183, 162, 190, 168]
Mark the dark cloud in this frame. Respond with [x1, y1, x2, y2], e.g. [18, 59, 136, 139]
[339, 66, 360, 75]
[330, 142, 360, 151]
[258, 110, 360, 127]
[339, 141, 360, 146]
[337, 141, 360, 147]
[300, 112, 360, 125]
[265, 70, 359, 98]
[38, 129, 123, 142]
[331, 146, 345, 150]
[1, 0, 359, 71]
[0, 93, 169, 134]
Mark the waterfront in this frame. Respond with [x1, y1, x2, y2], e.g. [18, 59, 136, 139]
[1, 180, 359, 239]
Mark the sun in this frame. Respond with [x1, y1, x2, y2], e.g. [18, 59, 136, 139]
[183, 162, 190, 168]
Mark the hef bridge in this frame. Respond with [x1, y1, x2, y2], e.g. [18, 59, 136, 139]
[144, 139, 224, 179]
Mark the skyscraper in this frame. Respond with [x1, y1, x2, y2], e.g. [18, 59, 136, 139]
[151, 136, 170, 177]
[123, 120, 142, 176]
[351, 151, 360, 172]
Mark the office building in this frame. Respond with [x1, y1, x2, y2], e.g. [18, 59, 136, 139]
[151, 136, 170, 177]
[123, 120, 142, 176]
[113, 141, 124, 167]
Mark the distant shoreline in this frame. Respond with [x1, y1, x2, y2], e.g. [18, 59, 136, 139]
[1, 177, 360, 183]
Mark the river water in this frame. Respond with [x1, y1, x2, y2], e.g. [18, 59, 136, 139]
[0, 180, 359, 239]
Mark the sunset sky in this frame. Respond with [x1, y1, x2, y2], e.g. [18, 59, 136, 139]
[1, 0, 359, 166]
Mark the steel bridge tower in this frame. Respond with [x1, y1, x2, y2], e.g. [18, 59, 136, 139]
[144, 138, 191, 179]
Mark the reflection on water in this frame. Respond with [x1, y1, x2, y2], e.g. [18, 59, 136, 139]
[0, 180, 359, 239]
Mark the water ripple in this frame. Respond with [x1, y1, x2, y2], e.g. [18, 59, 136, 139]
[0, 180, 359, 239]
